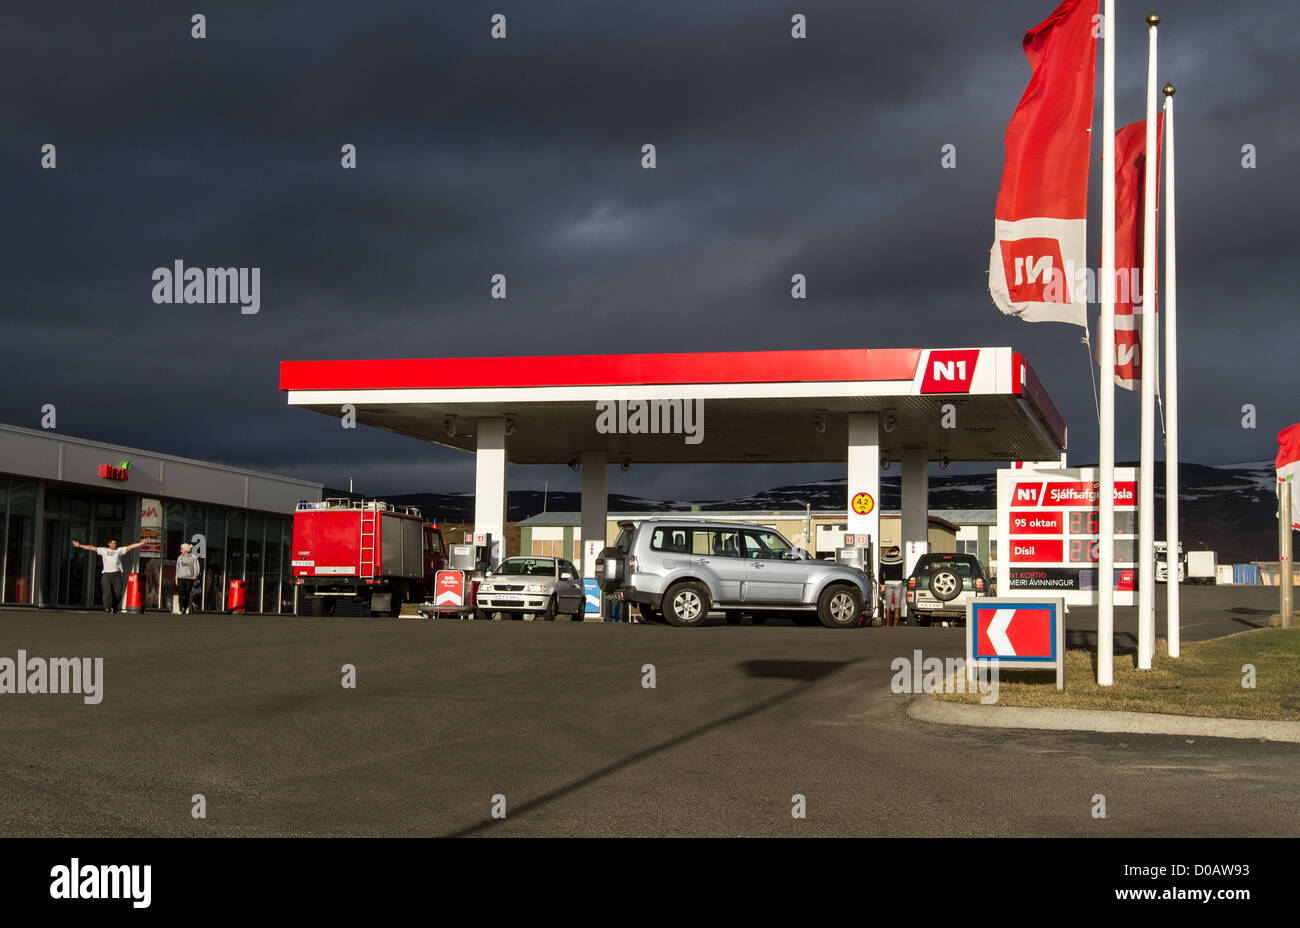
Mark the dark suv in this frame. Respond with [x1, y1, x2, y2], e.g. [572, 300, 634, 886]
[905, 553, 993, 625]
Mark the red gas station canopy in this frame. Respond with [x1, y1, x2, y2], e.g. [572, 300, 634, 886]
[279, 347, 924, 390]
[280, 346, 1066, 465]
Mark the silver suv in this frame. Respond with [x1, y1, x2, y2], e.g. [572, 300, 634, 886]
[596, 519, 871, 628]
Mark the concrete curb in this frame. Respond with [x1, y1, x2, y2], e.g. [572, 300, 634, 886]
[909, 695, 1300, 744]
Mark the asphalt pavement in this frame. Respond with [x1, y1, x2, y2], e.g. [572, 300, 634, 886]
[0, 585, 1295, 837]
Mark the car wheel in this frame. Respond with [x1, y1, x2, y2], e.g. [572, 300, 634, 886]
[542, 596, 557, 621]
[817, 584, 863, 628]
[474, 608, 493, 621]
[663, 581, 710, 627]
[310, 597, 335, 617]
[929, 570, 962, 602]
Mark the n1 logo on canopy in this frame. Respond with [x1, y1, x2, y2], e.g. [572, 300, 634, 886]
[919, 348, 980, 394]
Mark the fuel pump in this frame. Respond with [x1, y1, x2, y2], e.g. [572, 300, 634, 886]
[833, 537, 876, 624]
[422, 533, 494, 620]
[470, 532, 495, 572]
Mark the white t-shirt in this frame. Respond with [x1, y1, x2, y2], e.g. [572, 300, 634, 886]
[95, 547, 127, 573]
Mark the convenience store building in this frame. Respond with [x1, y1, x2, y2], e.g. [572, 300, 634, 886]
[0, 423, 322, 612]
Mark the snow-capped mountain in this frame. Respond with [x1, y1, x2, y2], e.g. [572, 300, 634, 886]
[389, 461, 1283, 562]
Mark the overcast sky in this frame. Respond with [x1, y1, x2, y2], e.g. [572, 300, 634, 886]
[2, 1, 1295, 502]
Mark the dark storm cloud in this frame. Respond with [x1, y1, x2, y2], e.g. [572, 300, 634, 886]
[1, 0, 1296, 501]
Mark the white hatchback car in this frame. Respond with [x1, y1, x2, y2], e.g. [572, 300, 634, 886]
[474, 556, 586, 621]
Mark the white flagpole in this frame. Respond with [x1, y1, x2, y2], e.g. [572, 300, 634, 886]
[1098, 0, 1118, 686]
[1163, 81, 1180, 657]
[1137, 11, 1159, 670]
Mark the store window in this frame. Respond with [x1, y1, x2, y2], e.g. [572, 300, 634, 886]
[204, 507, 226, 611]
[226, 511, 245, 588]
[0, 480, 7, 600]
[95, 497, 126, 523]
[4, 482, 37, 603]
[40, 490, 92, 609]
[65, 494, 91, 522]
[156, 501, 184, 611]
[164, 502, 185, 556]
[245, 513, 264, 612]
[278, 520, 293, 614]
[262, 515, 281, 614]
[185, 505, 205, 558]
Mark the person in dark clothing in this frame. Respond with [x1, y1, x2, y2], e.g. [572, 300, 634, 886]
[72, 538, 145, 613]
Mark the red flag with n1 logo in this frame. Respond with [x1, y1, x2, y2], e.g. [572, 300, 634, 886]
[988, 0, 1097, 327]
[1278, 424, 1300, 530]
[1101, 115, 1163, 390]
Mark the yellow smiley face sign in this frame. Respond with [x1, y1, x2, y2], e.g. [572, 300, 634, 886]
[851, 492, 875, 516]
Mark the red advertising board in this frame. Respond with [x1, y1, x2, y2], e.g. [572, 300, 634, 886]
[998, 467, 1138, 606]
[434, 570, 466, 609]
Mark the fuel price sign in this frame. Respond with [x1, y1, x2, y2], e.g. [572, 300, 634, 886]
[997, 466, 1139, 606]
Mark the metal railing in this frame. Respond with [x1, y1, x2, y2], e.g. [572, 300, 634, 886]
[296, 498, 423, 518]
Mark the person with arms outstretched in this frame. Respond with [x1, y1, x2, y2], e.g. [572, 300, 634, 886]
[72, 537, 145, 613]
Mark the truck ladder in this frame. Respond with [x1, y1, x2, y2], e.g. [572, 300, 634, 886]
[360, 510, 377, 578]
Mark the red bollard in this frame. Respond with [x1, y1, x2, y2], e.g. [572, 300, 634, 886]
[123, 573, 143, 614]
[227, 579, 246, 614]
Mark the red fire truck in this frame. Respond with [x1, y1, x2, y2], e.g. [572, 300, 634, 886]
[291, 499, 446, 616]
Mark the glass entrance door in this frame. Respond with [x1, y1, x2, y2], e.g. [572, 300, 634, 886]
[40, 489, 127, 609]
[40, 518, 91, 608]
